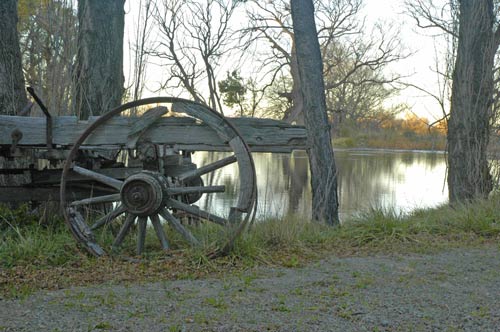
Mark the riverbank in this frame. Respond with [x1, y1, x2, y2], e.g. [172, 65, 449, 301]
[2, 246, 499, 332]
[332, 133, 446, 151]
[1, 198, 500, 299]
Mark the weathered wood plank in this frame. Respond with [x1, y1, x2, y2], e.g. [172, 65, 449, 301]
[73, 166, 123, 190]
[127, 106, 169, 148]
[137, 216, 148, 254]
[0, 115, 307, 152]
[69, 193, 121, 206]
[0, 186, 111, 202]
[67, 207, 106, 256]
[90, 204, 126, 230]
[172, 102, 235, 141]
[167, 185, 225, 195]
[30, 167, 142, 185]
[178, 155, 237, 181]
[166, 199, 227, 225]
[229, 136, 255, 214]
[150, 214, 170, 250]
[112, 213, 136, 249]
[159, 208, 199, 246]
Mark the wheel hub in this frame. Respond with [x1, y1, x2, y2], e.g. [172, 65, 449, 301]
[120, 171, 166, 216]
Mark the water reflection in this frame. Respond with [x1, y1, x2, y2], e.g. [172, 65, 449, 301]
[192, 149, 448, 221]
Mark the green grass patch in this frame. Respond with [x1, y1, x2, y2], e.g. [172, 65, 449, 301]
[0, 204, 81, 268]
[1, 198, 500, 297]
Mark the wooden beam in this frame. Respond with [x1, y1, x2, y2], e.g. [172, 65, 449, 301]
[0, 115, 307, 152]
[0, 186, 111, 202]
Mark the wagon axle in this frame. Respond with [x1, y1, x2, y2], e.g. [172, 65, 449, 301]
[120, 171, 167, 217]
[0, 96, 307, 256]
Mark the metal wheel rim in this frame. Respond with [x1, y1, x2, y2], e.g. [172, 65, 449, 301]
[60, 97, 257, 256]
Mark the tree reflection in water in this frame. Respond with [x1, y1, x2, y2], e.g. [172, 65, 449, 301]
[192, 150, 448, 222]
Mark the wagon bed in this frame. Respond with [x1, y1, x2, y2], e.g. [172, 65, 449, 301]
[0, 97, 307, 256]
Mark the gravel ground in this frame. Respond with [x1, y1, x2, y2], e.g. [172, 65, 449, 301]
[1, 247, 500, 332]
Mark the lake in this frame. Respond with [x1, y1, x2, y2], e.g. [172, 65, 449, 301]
[192, 149, 448, 221]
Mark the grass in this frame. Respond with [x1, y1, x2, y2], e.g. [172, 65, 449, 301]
[1, 198, 500, 297]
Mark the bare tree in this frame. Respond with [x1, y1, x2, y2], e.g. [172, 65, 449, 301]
[448, 0, 498, 201]
[0, 0, 27, 115]
[127, 0, 154, 102]
[407, 0, 500, 202]
[151, 0, 239, 114]
[323, 41, 404, 130]
[405, 0, 458, 125]
[242, 0, 403, 124]
[0, 0, 29, 189]
[291, 0, 339, 225]
[18, 0, 77, 115]
[75, 0, 125, 120]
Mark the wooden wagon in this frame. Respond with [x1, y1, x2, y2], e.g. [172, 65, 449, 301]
[0, 94, 307, 256]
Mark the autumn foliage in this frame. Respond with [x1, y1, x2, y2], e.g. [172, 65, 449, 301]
[334, 112, 447, 150]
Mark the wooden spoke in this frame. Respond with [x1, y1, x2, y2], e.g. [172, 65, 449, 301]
[61, 97, 257, 256]
[73, 166, 123, 190]
[159, 208, 199, 246]
[90, 204, 126, 230]
[70, 194, 121, 207]
[136, 216, 148, 255]
[228, 137, 254, 213]
[167, 185, 225, 196]
[150, 214, 170, 250]
[178, 155, 237, 182]
[167, 198, 227, 225]
[112, 213, 136, 249]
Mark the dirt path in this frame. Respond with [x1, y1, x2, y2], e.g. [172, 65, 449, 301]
[1, 247, 500, 332]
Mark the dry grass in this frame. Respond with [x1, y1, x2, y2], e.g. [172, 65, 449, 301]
[1, 198, 500, 298]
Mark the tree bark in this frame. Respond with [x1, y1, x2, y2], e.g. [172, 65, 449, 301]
[0, 0, 30, 191]
[0, 0, 27, 115]
[290, 0, 339, 225]
[447, 0, 497, 202]
[282, 44, 305, 125]
[75, 0, 125, 120]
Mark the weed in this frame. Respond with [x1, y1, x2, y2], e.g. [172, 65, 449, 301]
[204, 296, 227, 309]
[193, 312, 210, 324]
[337, 303, 354, 320]
[354, 276, 375, 289]
[471, 306, 490, 318]
[272, 294, 291, 312]
[93, 322, 113, 330]
[168, 325, 183, 332]
[283, 255, 300, 268]
[328, 286, 350, 298]
[91, 291, 117, 308]
[4, 284, 36, 300]
[2, 197, 500, 296]
[239, 272, 257, 287]
[290, 287, 304, 296]
[272, 304, 291, 312]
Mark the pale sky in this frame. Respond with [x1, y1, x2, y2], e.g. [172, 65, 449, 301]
[363, 0, 449, 121]
[123, 0, 447, 121]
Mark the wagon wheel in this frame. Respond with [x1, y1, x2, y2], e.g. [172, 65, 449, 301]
[60, 97, 257, 257]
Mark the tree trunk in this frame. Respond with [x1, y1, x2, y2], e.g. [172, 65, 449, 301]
[282, 44, 305, 125]
[290, 0, 339, 225]
[0, 0, 27, 115]
[0, 0, 31, 192]
[447, 0, 497, 202]
[75, 0, 125, 120]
